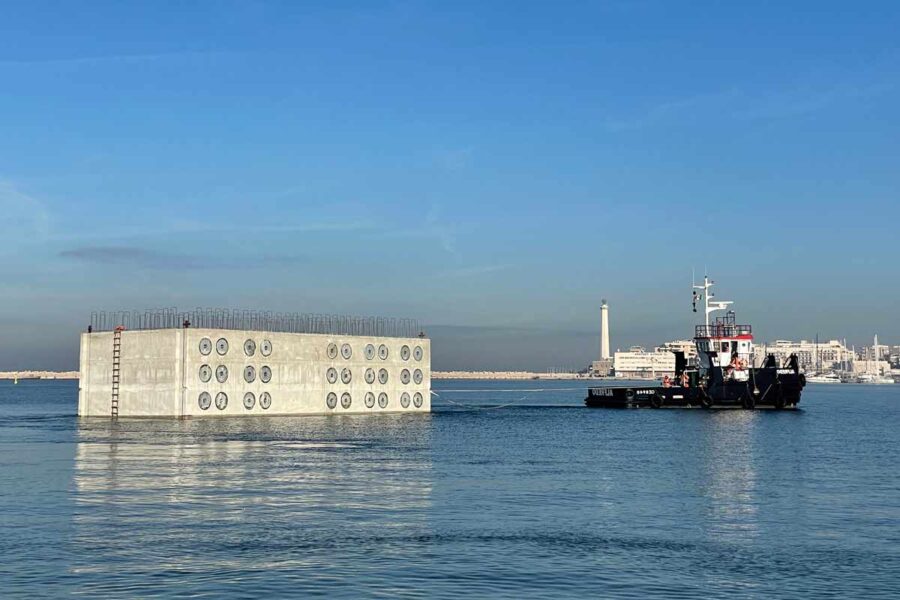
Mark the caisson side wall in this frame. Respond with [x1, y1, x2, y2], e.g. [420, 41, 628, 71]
[78, 328, 431, 417]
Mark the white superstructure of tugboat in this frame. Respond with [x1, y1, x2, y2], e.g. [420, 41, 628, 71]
[585, 276, 806, 409]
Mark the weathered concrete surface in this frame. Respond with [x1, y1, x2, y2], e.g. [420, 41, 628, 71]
[78, 329, 431, 417]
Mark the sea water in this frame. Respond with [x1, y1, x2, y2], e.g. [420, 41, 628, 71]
[1, 380, 898, 598]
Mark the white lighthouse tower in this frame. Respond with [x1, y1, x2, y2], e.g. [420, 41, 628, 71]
[591, 299, 614, 377]
[600, 299, 610, 360]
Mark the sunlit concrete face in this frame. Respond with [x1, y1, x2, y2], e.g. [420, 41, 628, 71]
[78, 329, 431, 417]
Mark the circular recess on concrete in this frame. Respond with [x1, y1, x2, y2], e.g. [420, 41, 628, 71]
[365, 344, 376, 360]
[378, 368, 389, 384]
[326, 392, 337, 409]
[260, 339, 272, 356]
[243, 339, 256, 356]
[198, 392, 212, 410]
[365, 368, 376, 384]
[400, 392, 410, 408]
[216, 338, 229, 356]
[327, 343, 338, 359]
[413, 369, 424, 385]
[365, 392, 376, 408]
[243, 365, 256, 383]
[378, 344, 389, 360]
[413, 392, 423, 408]
[199, 338, 212, 355]
[259, 392, 271, 410]
[400, 369, 411, 384]
[199, 364, 212, 383]
[260, 366, 272, 383]
[215, 392, 228, 410]
[341, 343, 352, 360]
[400, 345, 411, 361]
[413, 346, 424, 361]
[215, 365, 228, 383]
[341, 392, 352, 409]
[326, 367, 338, 384]
[378, 392, 388, 408]
[341, 368, 352, 384]
[243, 392, 256, 409]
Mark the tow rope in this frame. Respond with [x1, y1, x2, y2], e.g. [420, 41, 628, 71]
[430, 387, 584, 410]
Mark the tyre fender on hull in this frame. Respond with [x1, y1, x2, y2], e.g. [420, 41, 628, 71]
[773, 383, 786, 410]
[650, 391, 663, 409]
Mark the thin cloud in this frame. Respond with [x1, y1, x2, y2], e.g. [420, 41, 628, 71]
[58, 246, 304, 270]
[734, 80, 894, 120]
[602, 73, 896, 131]
[0, 50, 236, 67]
[59, 246, 206, 269]
[440, 264, 511, 278]
[50, 218, 377, 243]
[601, 89, 739, 131]
[367, 203, 458, 256]
[0, 179, 50, 243]
[435, 147, 474, 171]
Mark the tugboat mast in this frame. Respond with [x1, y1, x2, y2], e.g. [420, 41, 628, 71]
[692, 275, 733, 327]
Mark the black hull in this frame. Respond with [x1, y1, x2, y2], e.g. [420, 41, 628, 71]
[585, 369, 805, 409]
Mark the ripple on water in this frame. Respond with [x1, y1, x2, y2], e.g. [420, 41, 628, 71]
[0, 380, 898, 598]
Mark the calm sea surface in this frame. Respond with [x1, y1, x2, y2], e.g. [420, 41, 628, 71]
[1, 380, 898, 598]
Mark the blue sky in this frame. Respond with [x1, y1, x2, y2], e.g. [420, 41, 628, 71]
[2, 1, 899, 370]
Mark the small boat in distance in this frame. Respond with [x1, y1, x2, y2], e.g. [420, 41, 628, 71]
[806, 372, 842, 384]
[585, 276, 806, 409]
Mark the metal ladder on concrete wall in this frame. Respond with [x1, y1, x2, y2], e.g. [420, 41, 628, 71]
[111, 326, 123, 418]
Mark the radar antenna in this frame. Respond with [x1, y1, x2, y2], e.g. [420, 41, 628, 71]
[692, 275, 732, 327]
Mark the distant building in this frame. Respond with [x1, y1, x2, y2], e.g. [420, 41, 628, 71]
[613, 346, 675, 378]
[658, 339, 697, 361]
[754, 339, 853, 372]
[590, 359, 614, 377]
[864, 335, 891, 361]
[852, 359, 892, 376]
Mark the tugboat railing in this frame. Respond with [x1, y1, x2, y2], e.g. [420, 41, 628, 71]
[695, 324, 752, 338]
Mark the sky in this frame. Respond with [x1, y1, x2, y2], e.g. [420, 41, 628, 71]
[2, 1, 899, 371]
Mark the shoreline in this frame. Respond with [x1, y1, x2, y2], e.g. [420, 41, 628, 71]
[0, 371, 79, 380]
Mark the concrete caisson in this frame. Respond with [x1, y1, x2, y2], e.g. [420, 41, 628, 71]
[78, 329, 431, 417]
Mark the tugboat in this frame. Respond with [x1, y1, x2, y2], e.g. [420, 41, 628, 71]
[585, 276, 805, 409]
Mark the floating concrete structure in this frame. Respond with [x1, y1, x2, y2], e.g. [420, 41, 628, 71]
[78, 310, 430, 418]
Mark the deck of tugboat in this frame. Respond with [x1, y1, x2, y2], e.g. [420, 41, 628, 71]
[585, 384, 802, 409]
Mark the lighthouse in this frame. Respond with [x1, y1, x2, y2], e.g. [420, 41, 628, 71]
[600, 299, 610, 360]
[590, 299, 614, 377]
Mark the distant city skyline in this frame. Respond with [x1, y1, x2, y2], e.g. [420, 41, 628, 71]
[2, 1, 900, 370]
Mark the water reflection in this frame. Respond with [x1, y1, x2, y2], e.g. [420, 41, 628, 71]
[697, 411, 761, 544]
[71, 415, 434, 589]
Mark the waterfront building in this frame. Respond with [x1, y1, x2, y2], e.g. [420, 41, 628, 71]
[851, 359, 892, 376]
[754, 339, 853, 372]
[658, 339, 697, 361]
[613, 346, 675, 378]
[890, 345, 900, 367]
